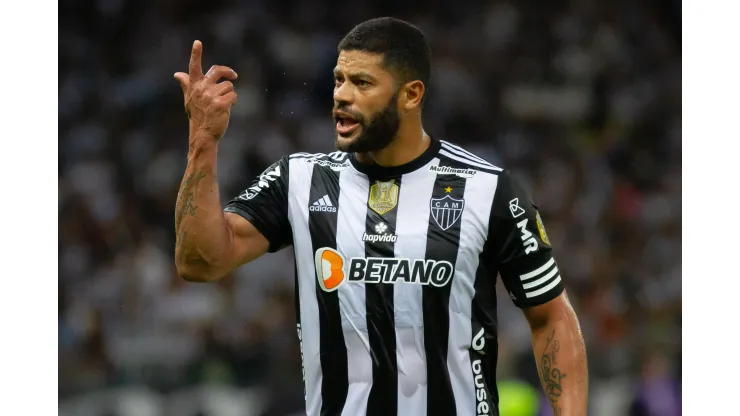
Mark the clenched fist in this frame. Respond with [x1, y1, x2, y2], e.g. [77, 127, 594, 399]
[174, 40, 238, 141]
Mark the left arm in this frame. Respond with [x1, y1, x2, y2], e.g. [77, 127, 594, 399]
[488, 171, 588, 415]
[523, 292, 588, 416]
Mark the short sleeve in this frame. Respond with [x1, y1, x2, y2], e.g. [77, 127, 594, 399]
[488, 171, 564, 308]
[224, 157, 292, 253]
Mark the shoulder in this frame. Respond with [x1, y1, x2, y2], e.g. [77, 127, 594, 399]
[436, 140, 504, 175]
[488, 168, 540, 224]
[433, 141, 535, 218]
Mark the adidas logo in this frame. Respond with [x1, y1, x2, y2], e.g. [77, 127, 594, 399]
[309, 195, 337, 213]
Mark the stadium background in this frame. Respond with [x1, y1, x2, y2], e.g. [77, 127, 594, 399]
[58, 0, 681, 415]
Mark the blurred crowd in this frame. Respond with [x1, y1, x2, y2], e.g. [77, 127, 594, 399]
[58, 0, 681, 415]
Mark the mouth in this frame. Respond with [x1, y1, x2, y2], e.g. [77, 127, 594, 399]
[334, 112, 360, 137]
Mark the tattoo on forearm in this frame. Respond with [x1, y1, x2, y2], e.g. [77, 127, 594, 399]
[541, 329, 566, 416]
[175, 171, 206, 247]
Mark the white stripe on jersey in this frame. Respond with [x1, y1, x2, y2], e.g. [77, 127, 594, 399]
[441, 141, 503, 172]
[527, 276, 562, 298]
[439, 149, 501, 171]
[393, 157, 440, 415]
[447, 169, 499, 416]
[519, 258, 561, 298]
[336, 170, 373, 416]
[288, 158, 322, 416]
[440, 141, 503, 171]
[330, 151, 346, 160]
[440, 141, 490, 165]
[290, 152, 319, 159]
[522, 266, 558, 290]
[519, 258, 555, 281]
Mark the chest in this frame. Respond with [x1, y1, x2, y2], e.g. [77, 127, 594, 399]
[299, 169, 486, 265]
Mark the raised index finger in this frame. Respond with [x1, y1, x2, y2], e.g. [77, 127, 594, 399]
[189, 40, 204, 81]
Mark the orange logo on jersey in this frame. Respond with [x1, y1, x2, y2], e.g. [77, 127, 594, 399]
[314, 247, 346, 292]
[314, 247, 455, 292]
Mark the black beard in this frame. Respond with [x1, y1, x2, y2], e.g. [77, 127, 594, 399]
[335, 91, 401, 153]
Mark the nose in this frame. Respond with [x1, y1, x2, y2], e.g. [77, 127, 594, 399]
[333, 81, 354, 106]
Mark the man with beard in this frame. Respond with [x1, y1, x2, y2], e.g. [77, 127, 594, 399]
[173, 17, 588, 416]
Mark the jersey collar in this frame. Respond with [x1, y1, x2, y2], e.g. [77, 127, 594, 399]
[349, 137, 441, 178]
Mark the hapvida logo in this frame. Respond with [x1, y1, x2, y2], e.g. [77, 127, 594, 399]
[362, 222, 398, 243]
[362, 233, 398, 243]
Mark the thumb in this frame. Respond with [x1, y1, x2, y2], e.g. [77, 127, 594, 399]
[174, 72, 190, 93]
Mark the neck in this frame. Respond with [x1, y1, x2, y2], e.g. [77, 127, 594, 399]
[355, 120, 430, 167]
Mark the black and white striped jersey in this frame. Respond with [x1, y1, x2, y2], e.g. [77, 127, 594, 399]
[224, 138, 564, 416]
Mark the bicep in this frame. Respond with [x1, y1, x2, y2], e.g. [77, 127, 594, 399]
[224, 211, 271, 267]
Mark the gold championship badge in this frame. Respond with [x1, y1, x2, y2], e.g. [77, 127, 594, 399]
[368, 180, 399, 215]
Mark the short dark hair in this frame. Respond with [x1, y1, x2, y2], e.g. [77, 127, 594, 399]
[338, 17, 432, 102]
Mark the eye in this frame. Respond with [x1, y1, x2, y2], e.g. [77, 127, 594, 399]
[355, 80, 370, 87]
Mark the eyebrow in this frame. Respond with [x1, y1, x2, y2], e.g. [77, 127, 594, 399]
[333, 68, 378, 82]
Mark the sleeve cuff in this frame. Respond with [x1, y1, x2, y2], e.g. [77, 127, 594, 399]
[513, 281, 564, 309]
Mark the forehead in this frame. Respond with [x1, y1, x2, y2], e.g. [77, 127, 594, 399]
[334, 50, 390, 78]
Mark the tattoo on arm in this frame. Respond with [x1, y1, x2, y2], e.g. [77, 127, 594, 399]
[175, 171, 206, 247]
[541, 329, 566, 416]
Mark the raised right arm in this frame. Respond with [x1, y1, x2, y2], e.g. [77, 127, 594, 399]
[172, 40, 286, 282]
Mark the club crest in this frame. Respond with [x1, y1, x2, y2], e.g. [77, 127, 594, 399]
[430, 195, 465, 230]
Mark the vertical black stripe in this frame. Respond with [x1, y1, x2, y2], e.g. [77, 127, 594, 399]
[364, 176, 401, 416]
[307, 163, 348, 416]
[470, 241, 500, 416]
[424, 161, 469, 416]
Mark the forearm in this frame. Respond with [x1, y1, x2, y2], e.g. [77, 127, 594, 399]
[531, 313, 588, 416]
[174, 139, 232, 280]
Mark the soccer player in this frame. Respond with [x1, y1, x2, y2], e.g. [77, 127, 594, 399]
[173, 17, 588, 416]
